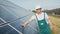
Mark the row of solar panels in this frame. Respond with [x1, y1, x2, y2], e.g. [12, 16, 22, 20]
[0, 0, 39, 34]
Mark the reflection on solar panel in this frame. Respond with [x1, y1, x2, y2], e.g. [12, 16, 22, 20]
[0, 18, 4, 25]
[0, 0, 39, 34]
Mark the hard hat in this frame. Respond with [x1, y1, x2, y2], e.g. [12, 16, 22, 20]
[35, 6, 42, 9]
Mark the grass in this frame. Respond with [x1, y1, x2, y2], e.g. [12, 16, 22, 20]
[48, 15, 60, 34]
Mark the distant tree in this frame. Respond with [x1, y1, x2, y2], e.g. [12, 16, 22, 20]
[32, 10, 36, 13]
[44, 8, 60, 15]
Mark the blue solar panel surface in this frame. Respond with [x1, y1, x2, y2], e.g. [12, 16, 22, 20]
[0, 0, 39, 34]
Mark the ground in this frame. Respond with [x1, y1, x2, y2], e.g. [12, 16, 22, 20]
[49, 15, 60, 34]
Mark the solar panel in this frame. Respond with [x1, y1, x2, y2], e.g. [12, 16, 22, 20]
[0, 0, 39, 34]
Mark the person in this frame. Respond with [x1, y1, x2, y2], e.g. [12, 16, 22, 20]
[21, 6, 54, 34]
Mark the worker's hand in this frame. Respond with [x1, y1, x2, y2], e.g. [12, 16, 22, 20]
[20, 24, 26, 28]
[50, 25, 54, 30]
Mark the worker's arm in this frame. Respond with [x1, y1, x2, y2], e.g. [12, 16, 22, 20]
[45, 13, 54, 30]
[47, 18, 54, 30]
[20, 18, 33, 28]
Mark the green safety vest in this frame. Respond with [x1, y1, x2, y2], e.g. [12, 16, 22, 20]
[35, 12, 51, 34]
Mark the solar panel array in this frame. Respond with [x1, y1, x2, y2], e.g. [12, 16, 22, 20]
[0, 0, 39, 34]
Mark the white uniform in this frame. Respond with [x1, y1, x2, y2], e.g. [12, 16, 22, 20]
[31, 12, 49, 24]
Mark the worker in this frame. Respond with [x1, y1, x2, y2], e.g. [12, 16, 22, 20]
[21, 6, 53, 34]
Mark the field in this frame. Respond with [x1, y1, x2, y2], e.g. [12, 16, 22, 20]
[49, 15, 60, 34]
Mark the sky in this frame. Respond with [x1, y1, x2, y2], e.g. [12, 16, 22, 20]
[9, 0, 60, 10]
